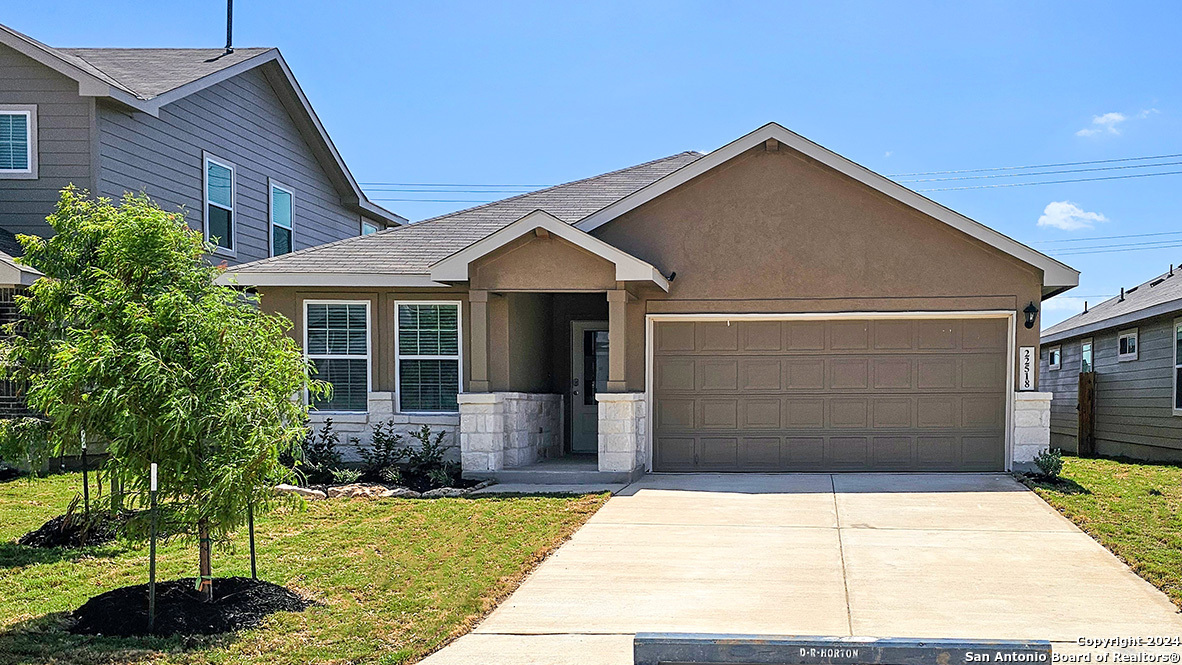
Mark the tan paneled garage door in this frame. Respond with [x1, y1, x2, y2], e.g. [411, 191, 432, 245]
[652, 318, 1008, 472]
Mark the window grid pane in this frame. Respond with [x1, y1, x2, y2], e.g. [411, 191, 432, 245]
[307, 303, 368, 412]
[397, 304, 460, 412]
[271, 187, 293, 229]
[399, 359, 459, 412]
[312, 358, 368, 412]
[398, 304, 458, 355]
[0, 113, 29, 171]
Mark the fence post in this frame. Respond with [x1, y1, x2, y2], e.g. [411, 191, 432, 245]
[148, 462, 158, 633]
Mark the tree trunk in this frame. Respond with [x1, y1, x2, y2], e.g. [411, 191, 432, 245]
[110, 474, 123, 515]
[197, 520, 213, 602]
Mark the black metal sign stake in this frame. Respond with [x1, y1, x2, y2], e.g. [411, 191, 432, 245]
[248, 499, 257, 580]
[148, 462, 158, 633]
[80, 431, 89, 516]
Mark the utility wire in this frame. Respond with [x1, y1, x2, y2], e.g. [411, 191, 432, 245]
[1051, 242, 1182, 257]
[1049, 238, 1182, 254]
[1035, 230, 1182, 246]
[359, 182, 550, 188]
[916, 169, 1182, 191]
[888, 152, 1182, 177]
[898, 160, 1182, 183]
[369, 197, 497, 203]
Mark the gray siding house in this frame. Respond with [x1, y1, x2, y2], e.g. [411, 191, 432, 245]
[0, 22, 403, 266]
[1040, 267, 1182, 461]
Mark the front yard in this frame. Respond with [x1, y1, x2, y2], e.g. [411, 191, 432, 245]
[0, 472, 606, 665]
[1026, 456, 1182, 609]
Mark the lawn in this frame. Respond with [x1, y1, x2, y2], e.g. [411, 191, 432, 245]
[0, 472, 607, 665]
[1026, 456, 1182, 609]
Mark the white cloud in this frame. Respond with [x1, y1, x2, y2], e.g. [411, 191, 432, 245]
[884, 151, 893, 158]
[1138, 108, 1160, 119]
[1042, 296, 1088, 313]
[1076, 112, 1127, 137]
[1037, 201, 1108, 231]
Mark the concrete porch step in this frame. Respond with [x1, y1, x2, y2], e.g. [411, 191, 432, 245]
[465, 461, 644, 485]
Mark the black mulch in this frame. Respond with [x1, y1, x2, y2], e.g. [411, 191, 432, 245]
[0, 466, 20, 482]
[17, 511, 125, 548]
[70, 577, 312, 637]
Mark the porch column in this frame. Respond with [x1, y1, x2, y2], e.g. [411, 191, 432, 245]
[607, 288, 627, 392]
[469, 290, 490, 392]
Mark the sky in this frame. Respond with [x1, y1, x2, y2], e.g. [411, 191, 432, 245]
[8, 1, 1181, 328]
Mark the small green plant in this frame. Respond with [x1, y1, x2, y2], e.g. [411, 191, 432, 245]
[405, 426, 458, 488]
[1034, 448, 1064, 479]
[359, 420, 406, 478]
[294, 420, 343, 484]
[331, 468, 362, 485]
[379, 465, 403, 485]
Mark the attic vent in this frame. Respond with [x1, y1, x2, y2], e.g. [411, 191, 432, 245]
[1151, 278, 1165, 287]
[1126, 286, 1138, 294]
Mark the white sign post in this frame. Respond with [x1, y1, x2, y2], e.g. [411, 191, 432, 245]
[1019, 346, 1035, 391]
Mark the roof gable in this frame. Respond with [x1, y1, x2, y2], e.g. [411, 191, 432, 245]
[576, 123, 1079, 298]
[1041, 267, 1182, 343]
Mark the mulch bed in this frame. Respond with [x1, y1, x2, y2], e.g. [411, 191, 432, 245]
[0, 466, 20, 482]
[18, 511, 126, 548]
[70, 576, 312, 637]
[397, 474, 480, 494]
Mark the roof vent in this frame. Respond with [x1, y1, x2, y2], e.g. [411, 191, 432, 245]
[1119, 287, 1125, 302]
[225, 0, 234, 54]
[1084, 301, 1088, 313]
[1126, 285, 1138, 294]
[1152, 278, 1165, 287]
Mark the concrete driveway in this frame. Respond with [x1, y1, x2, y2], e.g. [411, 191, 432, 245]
[423, 474, 1182, 664]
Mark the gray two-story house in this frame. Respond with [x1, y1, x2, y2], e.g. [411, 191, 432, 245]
[0, 22, 403, 265]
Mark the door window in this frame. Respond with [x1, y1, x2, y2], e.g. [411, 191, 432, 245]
[583, 329, 609, 405]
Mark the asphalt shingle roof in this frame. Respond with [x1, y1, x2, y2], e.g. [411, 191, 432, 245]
[1042, 265, 1182, 340]
[56, 47, 272, 100]
[230, 151, 703, 275]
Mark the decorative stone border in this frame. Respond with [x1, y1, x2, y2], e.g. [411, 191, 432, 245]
[274, 480, 495, 500]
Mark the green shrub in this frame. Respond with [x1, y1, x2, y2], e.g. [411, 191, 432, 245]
[331, 468, 362, 485]
[1035, 448, 1064, 479]
[294, 420, 343, 484]
[359, 420, 406, 478]
[379, 465, 403, 485]
[405, 426, 458, 488]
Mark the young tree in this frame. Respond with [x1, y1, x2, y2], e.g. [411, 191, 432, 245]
[1, 188, 323, 600]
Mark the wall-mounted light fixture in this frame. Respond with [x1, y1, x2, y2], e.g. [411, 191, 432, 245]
[1023, 302, 1039, 329]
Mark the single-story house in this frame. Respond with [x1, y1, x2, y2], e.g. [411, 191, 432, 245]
[221, 123, 1079, 480]
[1040, 266, 1182, 461]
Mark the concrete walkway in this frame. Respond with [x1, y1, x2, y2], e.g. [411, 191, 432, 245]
[422, 473, 1182, 664]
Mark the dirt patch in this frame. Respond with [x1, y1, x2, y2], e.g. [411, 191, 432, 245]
[70, 576, 312, 637]
[18, 511, 126, 548]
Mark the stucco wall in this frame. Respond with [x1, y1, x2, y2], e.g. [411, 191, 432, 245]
[590, 145, 1045, 392]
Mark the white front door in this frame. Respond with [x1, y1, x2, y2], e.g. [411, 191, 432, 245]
[571, 320, 609, 453]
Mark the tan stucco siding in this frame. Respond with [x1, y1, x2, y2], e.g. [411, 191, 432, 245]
[470, 233, 616, 292]
[592, 146, 1044, 391]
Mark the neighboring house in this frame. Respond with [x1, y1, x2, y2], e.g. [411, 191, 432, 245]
[221, 123, 1079, 479]
[1040, 267, 1182, 461]
[0, 22, 404, 265]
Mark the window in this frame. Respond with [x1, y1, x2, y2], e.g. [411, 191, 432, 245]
[1081, 338, 1093, 373]
[305, 301, 370, 412]
[204, 154, 235, 253]
[1047, 346, 1061, 371]
[0, 105, 36, 178]
[269, 180, 294, 256]
[396, 302, 461, 412]
[361, 220, 380, 235]
[1174, 320, 1182, 415]
[1118, 329, 1138, 361]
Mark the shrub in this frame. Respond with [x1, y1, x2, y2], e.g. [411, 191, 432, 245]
[1035, 448, 1064, 479]
[331, 468, 362, 485]
[358, 420, 406, 478]
[405, 426, 458, 488]
[379, 465, 403, 485]
[295, 420, 343, 484]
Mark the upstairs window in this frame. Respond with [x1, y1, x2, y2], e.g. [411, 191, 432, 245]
[397, 302, 461, 412]
[270, 181, 294, 256]
[1047, 346, 1061, 371]
[1174, 320, 1182, 415]
[1118, 329, 1138, 361]
[0, 106, 35, 177]
[306, 302, 370, 412]
[204, 155, 235, 253]
[1081, 338, 1093, 373]
[361, 220, 380, 235]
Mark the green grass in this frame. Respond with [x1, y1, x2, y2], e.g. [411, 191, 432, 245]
[1026, 456, 1182, 609]
[0, 473, 607, 664]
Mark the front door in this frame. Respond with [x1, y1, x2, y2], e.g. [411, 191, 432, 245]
[571, 321, 609, 453]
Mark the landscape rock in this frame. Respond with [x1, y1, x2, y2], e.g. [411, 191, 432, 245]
[380, 487, 421, 498]
[274, 484, 327, 500]
[472, 480, 496, 490]
[422, 486, 468, 498]
[326, 483, 389, 499]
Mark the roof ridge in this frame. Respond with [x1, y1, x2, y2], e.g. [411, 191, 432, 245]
[407, 151, 703, 230]
[1044, 265, 1181, 334]
[60, 46, 272, 51]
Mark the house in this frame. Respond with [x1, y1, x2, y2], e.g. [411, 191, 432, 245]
[1040, 266, 1182, 461]
[0, 22, 404, 266]
[220, 123, 1079, 480]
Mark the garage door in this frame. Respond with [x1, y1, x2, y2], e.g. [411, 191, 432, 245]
[652, 318, 1008, 472]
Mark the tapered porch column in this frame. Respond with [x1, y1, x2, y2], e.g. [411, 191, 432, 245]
[469, 290, 490, 392]
[607, 288, 628, 392]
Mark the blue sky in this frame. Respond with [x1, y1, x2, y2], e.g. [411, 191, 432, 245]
[9, 1, 1180, 327]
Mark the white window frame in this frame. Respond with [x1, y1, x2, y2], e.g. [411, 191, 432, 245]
[0, 105, 37, 179]
[394, 300, 464, 414]
[268, 179, 295, 257]
[361, 219, 380, 236]
[303, 299, 372, 413]
[203, 152, 237, 257]
[1047, 345, 1061, 371]
[1174, 318, 1182, 417]
[1081, 338, 1094, 373]
[1117, 328, 1138, 362]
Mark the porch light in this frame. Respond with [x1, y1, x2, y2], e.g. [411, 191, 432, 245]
[1023, 302, 1038, 329]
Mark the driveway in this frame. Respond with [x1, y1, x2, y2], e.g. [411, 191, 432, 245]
[423, 474, 1182, 664]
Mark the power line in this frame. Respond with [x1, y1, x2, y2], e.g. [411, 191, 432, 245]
[1051, 241, 1182, 257]
[916, 169, 1182, 192]
[359, 182, 550, 188]
[369, 197, 497, 203]
[898, 160, 1182, 183]
[1050, 238, 1182, 254]
[888, 152, 1182, 177]
[1035, 230, 1182, 246]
